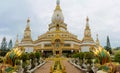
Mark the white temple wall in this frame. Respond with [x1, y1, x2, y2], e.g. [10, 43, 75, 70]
[25, 47, 34, 53]
[81, 46, 90, 52]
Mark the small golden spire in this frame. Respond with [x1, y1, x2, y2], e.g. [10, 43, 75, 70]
[57, 0, 60, 5]
[26, 17, 31, 31]
[85, 16, 90, 29]
[96, 34, 98, 38]
[86, 16, 89, 22]
[96, 34, 100, 46]
[27, 17, 30, 23]
[55, 0, 61, 11]
[15, 34, 19, 47]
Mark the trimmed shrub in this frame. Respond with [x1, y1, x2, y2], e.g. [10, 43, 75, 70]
[29, 52, 35, 60]
[15, 59, 21, 65]
[35, 52, 41, 59]
[84, 52, 94, 59]
[20, 53, 29, 62]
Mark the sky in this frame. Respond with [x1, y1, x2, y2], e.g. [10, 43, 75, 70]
[0, 0, 120, 48]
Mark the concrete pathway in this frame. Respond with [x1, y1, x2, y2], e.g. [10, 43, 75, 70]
[61, 59, 84, 73]
[33, 60, 53, 73]
[34, 58, 84, 73]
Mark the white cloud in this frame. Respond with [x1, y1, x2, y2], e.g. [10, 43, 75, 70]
[0, 0, 120, 47]
[0, 28, 9, 32]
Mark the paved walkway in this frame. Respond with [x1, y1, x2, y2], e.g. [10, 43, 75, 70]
[33, 60, 53, 73]
[61, 59, 84, 73]
[34, 58, 84, 73]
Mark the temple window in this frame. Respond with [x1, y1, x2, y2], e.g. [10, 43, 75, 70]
[44, 44, 51, 47]
[64, 43, 71, 47]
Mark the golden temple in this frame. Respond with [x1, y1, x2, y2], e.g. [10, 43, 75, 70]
[15, 0, 100, 56]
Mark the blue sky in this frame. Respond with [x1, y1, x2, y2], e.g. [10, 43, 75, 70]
[0, 0, 120, 48]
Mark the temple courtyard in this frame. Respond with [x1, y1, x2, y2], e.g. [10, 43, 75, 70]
[34, 58, 84, 73]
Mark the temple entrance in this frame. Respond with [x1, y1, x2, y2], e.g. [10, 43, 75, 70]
[43, 51, 53, 58]
[56, 51, 59, 54]
[62, 50, 72, 57]
[53, 39, 62, 55]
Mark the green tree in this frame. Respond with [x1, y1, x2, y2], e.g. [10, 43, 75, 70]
[35, 51, 41, 64]
[84, 52, 94, 64]
[1, 37, 7, 51]
[29, 52, 35, 60]
[35, 51, 41, 59]
[114, 50, 120, 63]
[115, 47, 120, 50]
[29, 52, 36, 68]
[0, 51, 7, 56]
[78, 52, 84, 59]
[84, 52, 94, 59]
[8, 39, 13, 50]
[72, 53, 80, 58]
[20, 53, 29, 62]
[105, 36, 112, 54]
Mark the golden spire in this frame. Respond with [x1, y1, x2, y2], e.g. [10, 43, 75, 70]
[26, 17, 31, 31]
[55, 0, 61, 11]
[86, 16, 89, 22]
[86, 16, 90, 29]
[57, 0, 60, 5]
[27, 17, 30, 26]
[84, 16, 91, 36]
[21, 18, 33, 43]
[15, 34, 19, 47]
[27, 17, 30, 23]
[82, 16, 94, 42]
[96, 34, 100, 46]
